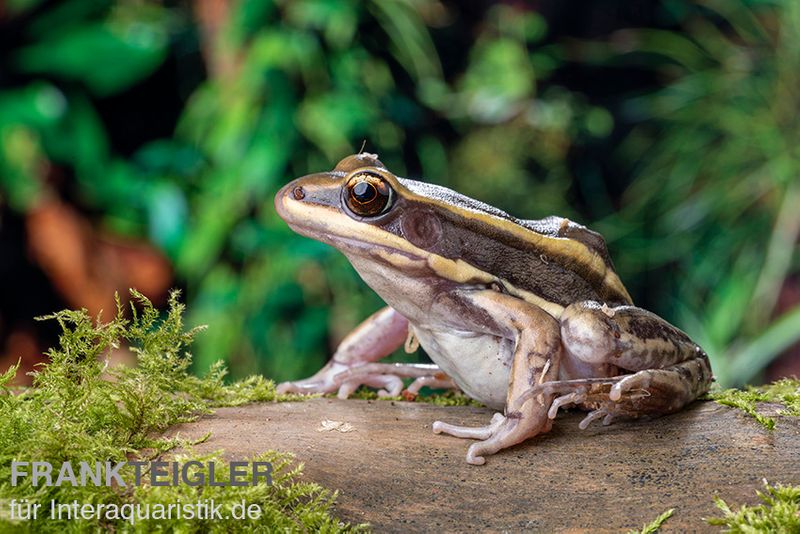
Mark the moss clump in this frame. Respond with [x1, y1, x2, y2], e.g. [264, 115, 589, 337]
[628, 508, 673, 534]
[708, 482, 800, 532]
[0, 290, 362, 532]
[708, 378, 800, 430]
[128, 450, 357, 533]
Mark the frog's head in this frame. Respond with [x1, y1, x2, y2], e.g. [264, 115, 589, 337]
[274, 153, 434, 261]
[276, 153, 632, 313]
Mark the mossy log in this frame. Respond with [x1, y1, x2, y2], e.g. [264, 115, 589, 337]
[166, 398, 799, 532]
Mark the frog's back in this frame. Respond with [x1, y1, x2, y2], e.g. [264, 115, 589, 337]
[398, 179, 632, 311]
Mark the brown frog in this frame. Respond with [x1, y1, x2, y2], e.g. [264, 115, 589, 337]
[274, 154, 713, 465]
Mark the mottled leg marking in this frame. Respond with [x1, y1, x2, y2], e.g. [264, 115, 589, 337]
[554, 301, 713, 427]
[430, 290, 562, 465]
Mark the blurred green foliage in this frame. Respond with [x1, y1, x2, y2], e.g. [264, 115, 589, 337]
[587, 0, 800, 385]
[1, 0, 799, 387]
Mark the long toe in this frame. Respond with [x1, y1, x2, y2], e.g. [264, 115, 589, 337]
[578, 409, 608, 430]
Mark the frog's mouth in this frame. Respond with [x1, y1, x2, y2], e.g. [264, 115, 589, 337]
[285, 219, 430, 269]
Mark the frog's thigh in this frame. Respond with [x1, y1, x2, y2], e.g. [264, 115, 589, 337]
[558, 301, 713, 416]
[433, 289, 562, 465]
[560, 301, 700, 372]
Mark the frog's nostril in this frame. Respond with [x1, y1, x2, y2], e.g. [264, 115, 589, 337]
[292, 186, 305, 200]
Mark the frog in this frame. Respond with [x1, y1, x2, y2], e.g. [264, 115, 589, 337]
[274, 153, 713, 465]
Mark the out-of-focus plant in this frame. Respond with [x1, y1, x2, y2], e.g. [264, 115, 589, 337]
[2, 1, 609, 382]
[168, 1, 611, 380]
[7, 0, 796, 388]
[588, 0, 800, 386]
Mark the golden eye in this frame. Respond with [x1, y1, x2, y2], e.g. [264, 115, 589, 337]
[344, 172, 394, 217]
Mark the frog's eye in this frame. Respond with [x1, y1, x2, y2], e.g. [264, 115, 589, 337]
[344, 172, 394, 217]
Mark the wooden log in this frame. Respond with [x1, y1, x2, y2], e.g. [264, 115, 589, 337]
[166, 398, 799, 532]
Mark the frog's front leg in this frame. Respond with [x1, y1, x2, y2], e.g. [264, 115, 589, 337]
[276, 306, 454, 398]
[432, 290, 562, 465]
[542, 301, 713, 424]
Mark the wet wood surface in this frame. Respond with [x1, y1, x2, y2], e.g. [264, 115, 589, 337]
[166, 398, 800, 533]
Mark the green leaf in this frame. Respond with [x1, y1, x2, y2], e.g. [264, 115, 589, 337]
[17, 22, 169, 96]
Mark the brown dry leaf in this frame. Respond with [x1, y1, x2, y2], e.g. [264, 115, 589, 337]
[25, 198, 172, 317]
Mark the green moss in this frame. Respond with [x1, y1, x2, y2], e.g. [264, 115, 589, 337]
[627, 508, 673, 534]
[128, 451, 358, 533]
[708, 482, 800, 532]
[708, 378, 800, 430]
[344, 387, 483, 407]
[0, 290, 363, 532]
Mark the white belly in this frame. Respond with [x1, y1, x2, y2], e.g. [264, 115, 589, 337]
[343, 254, 514, 409]
[411, 326, 513, 410]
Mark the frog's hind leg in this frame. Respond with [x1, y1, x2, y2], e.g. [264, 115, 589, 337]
[533, 358, 712, 426]
[549, 301, 713, 427]
[521, 378, 615, 420]
[580, 356, 712, 428]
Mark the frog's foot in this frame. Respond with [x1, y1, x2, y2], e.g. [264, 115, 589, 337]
[543, 387, 618, 428]
[518, 377, 622, 408]
[528, 357, 713, 429]
[536, 381, 619, 430]
[547, 389, 588, 419]
[278, 362, 445, 399]
[578, 408, 616, 429]
[433, 407, 552, 466]
[337, 374, 405, 398]
[404, 373, 458, 399]
[334, 362, 448, 399]
[515, 377, 636, 429]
